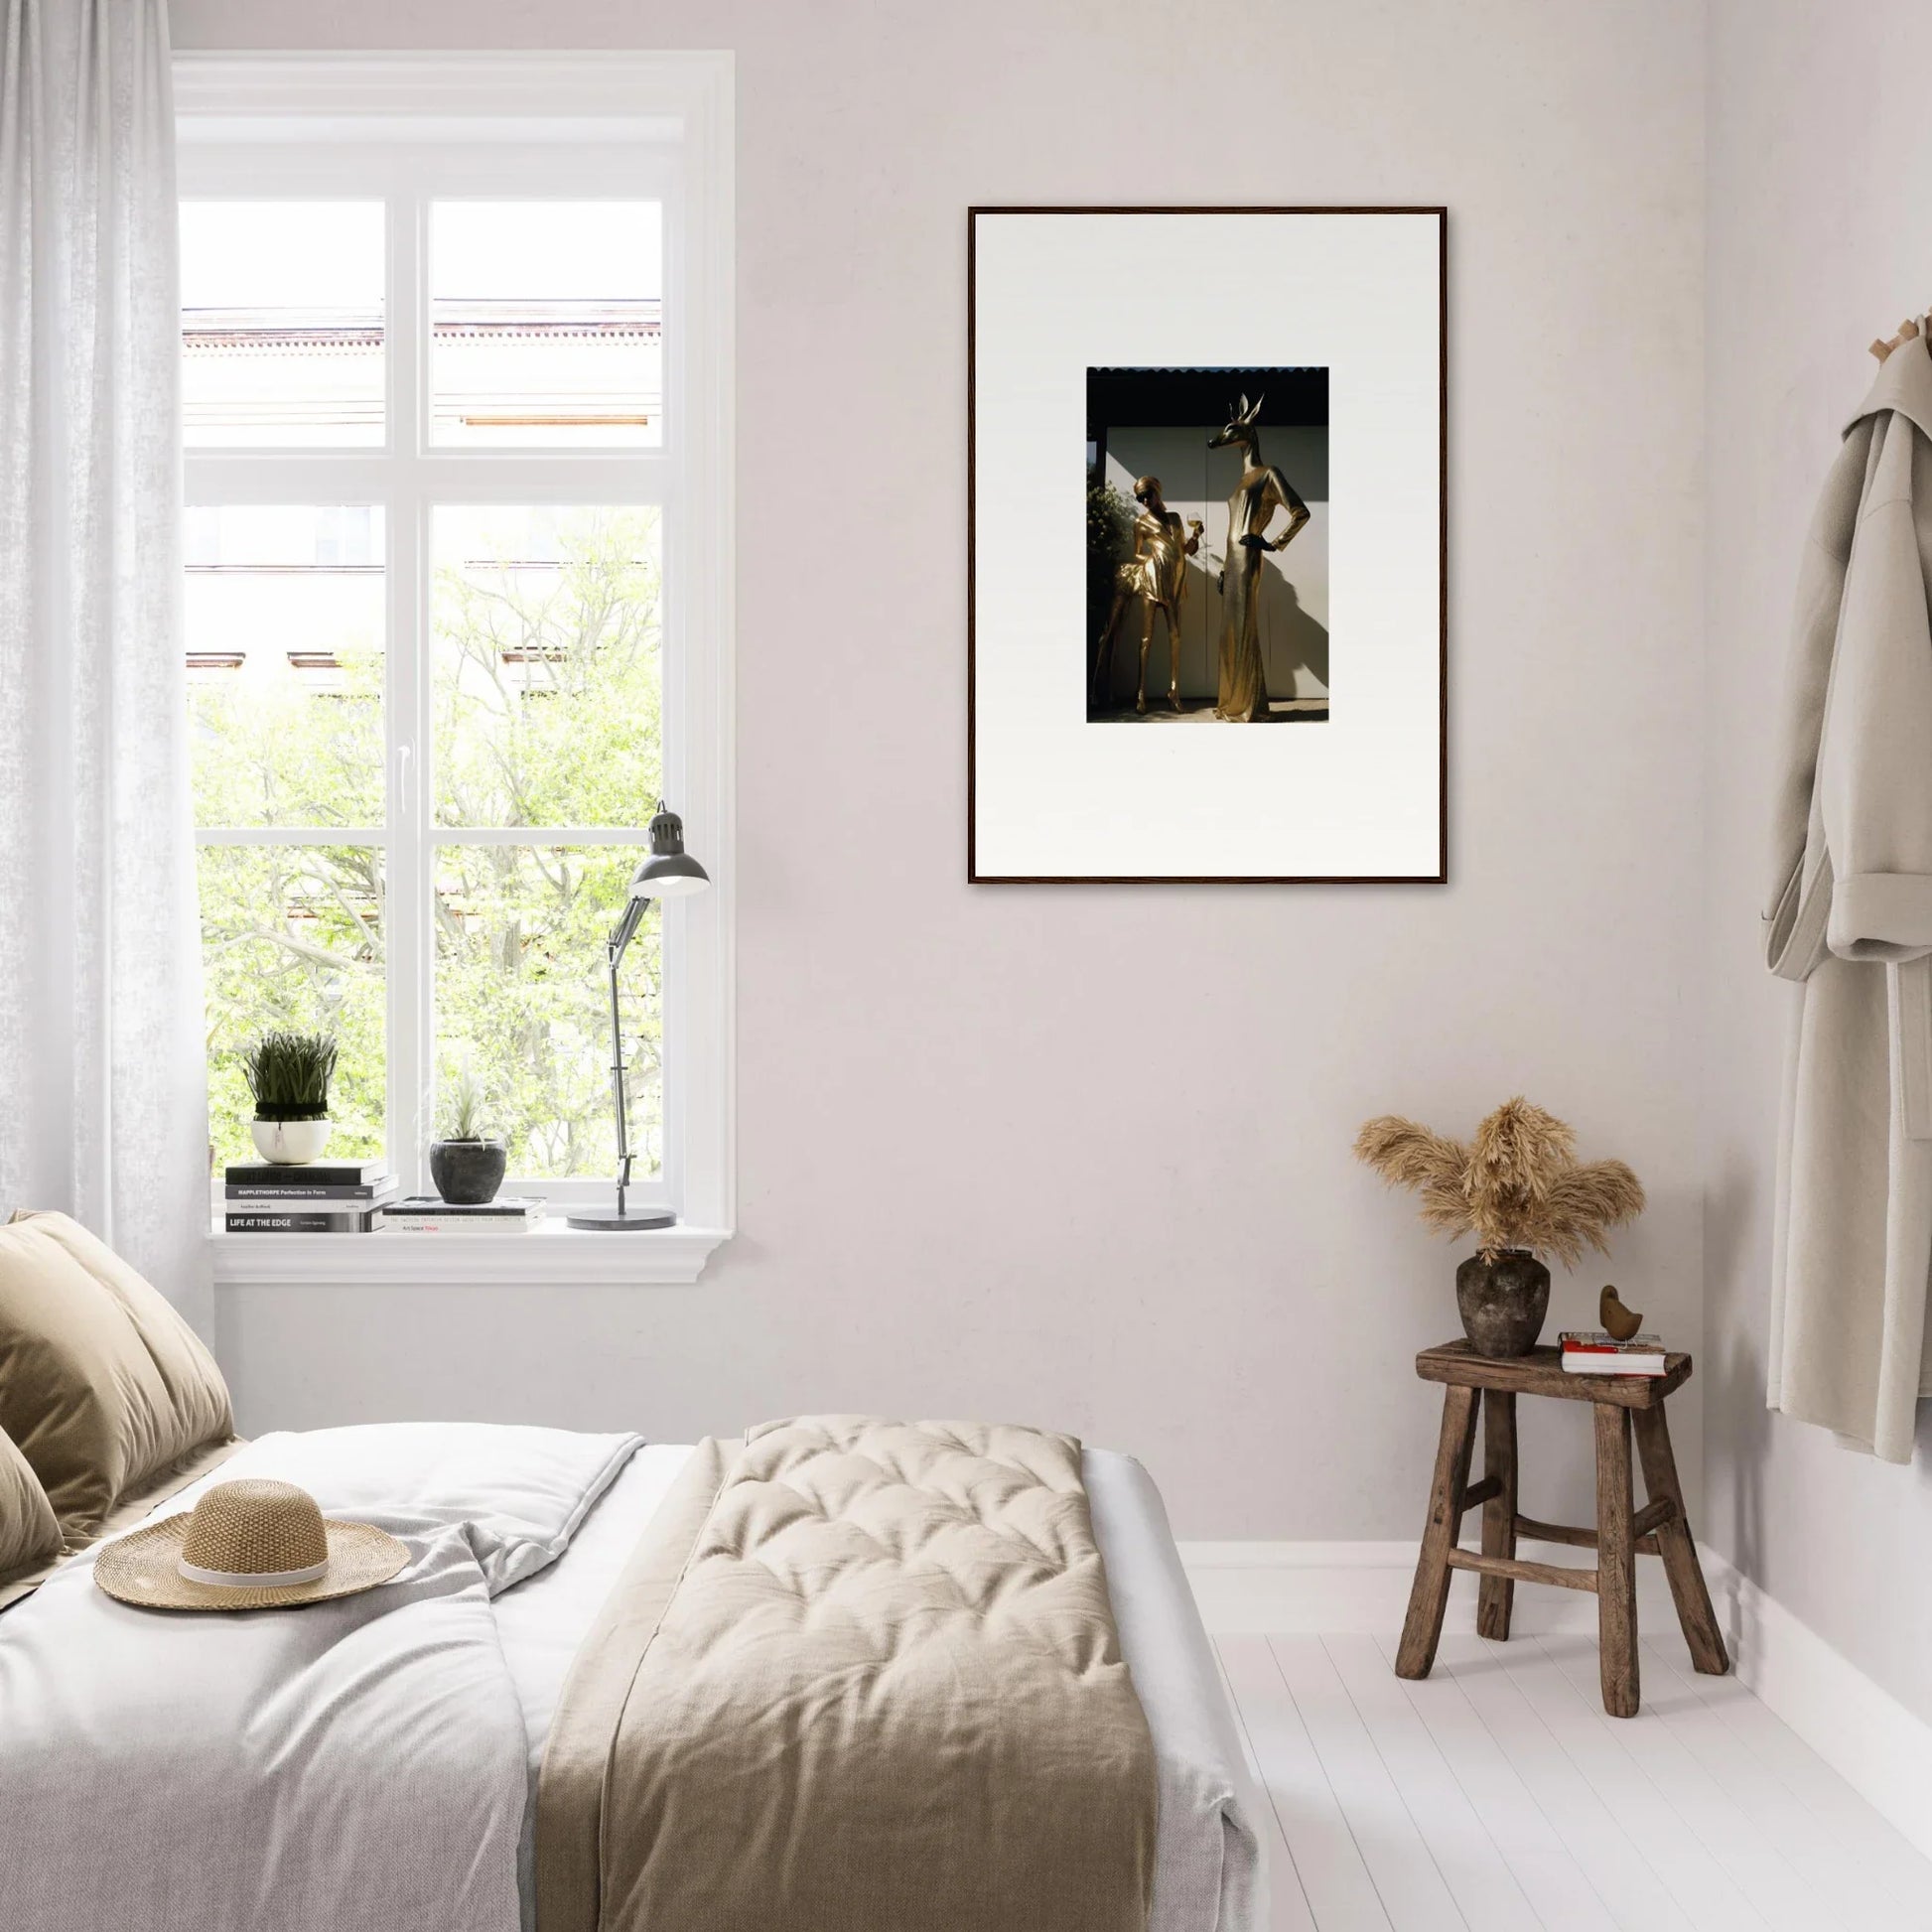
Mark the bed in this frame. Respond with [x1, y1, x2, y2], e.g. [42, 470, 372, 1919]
[0, 1208, 1261, 1932]
[0, 1421, 1265, 1932]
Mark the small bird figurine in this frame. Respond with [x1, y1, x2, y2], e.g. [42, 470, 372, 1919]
[1599, 1285, 1643, 1341]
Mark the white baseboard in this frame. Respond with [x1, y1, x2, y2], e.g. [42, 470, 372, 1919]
[1180, 1538, 1932, 1865]
[1699, 1546, 1932, 1863]
[1178, 1538, 1678, 1637]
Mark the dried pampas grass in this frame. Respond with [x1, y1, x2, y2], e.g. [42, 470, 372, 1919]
[1351, 1117, 1472, 1237]
[1353, 1096, 1644, 1265]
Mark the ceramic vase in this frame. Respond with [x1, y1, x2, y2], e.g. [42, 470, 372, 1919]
[250, 1118, 333, 1166]
[428, 1139, 507, 1205]
[1454, 1249, 1551, 1357]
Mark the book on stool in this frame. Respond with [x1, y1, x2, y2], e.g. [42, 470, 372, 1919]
[1560, 1328, 1667, 1376]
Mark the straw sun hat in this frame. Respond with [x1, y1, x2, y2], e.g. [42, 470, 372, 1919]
[94, 1478, 409, 1611]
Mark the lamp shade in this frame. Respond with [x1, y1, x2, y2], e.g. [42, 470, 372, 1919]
[629, 803, 710, 900]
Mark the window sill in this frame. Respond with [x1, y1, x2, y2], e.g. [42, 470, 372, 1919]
[208, 1221, 731, 1287]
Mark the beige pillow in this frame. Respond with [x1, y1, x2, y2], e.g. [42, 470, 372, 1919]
[0, 1422, 61, 1584]
[0, 1211, 234, 1538]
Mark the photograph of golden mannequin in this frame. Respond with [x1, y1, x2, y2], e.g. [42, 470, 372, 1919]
[1090, 476, 1204, 714]
[1208, 394, 1311, 721]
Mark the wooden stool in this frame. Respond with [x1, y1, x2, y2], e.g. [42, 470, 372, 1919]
[1394, 1339, 1728, 1718]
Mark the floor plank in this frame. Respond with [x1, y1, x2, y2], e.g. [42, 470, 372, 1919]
[1429, 1635, 1703, 1932]
[1492, 1637, 1769, 1930]
[1270, 1635, 1467, 1929]
[1319, 1634, 1542, 1931]
[1637, 1632, 1932, 1917]
[1535, 1635, 1845, 1932]
[1366, 1631, 1622, 1932]
[1214, 1641, 1320, 1932]
[1209, 1623, 1932, 1932]
[1218, 1636, 1380, 1932]
[1634, 1637, 1924, 1932]
[1215, 1640, 1270, 1789]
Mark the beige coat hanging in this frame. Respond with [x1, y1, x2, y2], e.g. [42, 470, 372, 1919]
[1766, 331, 1932, 1461]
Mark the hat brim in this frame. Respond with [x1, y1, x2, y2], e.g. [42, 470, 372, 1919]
[93, 1514, 410, 1611]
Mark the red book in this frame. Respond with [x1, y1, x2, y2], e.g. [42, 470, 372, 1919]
[1558, 1329, 1667, 1375]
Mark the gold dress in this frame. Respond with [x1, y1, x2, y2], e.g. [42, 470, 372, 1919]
[1217, 472, 1276, 722]
[1117, 507, 1190, 613]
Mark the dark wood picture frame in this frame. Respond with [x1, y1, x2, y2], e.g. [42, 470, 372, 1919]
[966, 206, 1448, 885]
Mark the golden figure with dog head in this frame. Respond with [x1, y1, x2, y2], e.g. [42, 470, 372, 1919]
[1208, 393, 1311, 721]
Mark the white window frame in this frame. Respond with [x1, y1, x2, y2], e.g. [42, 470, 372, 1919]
[179, 55, 735, 1286]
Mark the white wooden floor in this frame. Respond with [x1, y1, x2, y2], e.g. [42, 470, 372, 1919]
[1215, 1630, 1932, 1932]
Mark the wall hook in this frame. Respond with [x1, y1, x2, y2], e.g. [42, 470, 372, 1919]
[1869, 314, 1927, 363]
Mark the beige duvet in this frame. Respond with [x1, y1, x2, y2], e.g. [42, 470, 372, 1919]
[536, 1417, 1159, 1932]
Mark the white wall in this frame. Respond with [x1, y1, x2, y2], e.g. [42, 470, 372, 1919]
[1704, 0, 1932, 1729]
[173, 0, 1707, 1541]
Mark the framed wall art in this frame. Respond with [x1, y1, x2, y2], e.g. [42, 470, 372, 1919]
[968, 207, 1446, 884]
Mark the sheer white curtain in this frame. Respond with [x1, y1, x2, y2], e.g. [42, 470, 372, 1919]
[0, 0, 209, 1329]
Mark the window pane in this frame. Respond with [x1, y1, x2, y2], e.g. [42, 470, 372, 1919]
[435, 845, 658, 1179]
[432, 506, 661, 828]
[430, 202, 661, 447]
[181, 202, 384, 447]
[187, 506, 385, 829]
[199, 845, 386, 1168]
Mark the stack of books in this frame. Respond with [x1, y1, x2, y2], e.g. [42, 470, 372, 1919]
[223, 1159, 397, 1233]
[1559, 1329, 1669, 1376]
[378, 1195, 547, 1235]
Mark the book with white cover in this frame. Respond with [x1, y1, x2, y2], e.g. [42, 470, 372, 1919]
[1559, 1327, 1668, 1373]
[378, 1195, 546, 1234]
[383, 1194, 544, 1216]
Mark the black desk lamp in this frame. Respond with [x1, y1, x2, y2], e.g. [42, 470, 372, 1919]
[567, 802, 709, 1230]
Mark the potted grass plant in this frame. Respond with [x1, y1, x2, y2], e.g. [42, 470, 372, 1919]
[243, 1031, 339, 1166]
[428, 1067, 507, 1206]
[1353, 1097, 1646, 1357]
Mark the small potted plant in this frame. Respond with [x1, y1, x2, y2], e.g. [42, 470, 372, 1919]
[428, 1067, 507, 1206]
[1353, 1096, 1646, 1357]
[243, 1031, 339, 1166]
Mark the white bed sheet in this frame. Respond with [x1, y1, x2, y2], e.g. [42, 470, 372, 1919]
[492, 1443, 1265, 1932]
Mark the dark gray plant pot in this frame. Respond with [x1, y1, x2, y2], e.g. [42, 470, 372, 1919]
[428, 1139, 507, 1206]
[1455, 1249, 1551, 1358]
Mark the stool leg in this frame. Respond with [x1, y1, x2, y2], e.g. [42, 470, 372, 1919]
[1476, 1390, 1518, 1641]
[1633, 1405, 1730, 1676]
[1397, 1384, 1478, 1680]
[1593, 1402, 1640, 1718]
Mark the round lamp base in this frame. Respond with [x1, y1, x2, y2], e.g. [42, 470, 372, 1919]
[566, 1206, 677, 1232]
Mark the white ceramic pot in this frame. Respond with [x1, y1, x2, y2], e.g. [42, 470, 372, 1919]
[250, 1118, 333, 1165]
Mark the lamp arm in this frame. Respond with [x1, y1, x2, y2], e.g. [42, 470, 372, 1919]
[609, 893, 648, 961]
[605, 895, 652, 1216]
